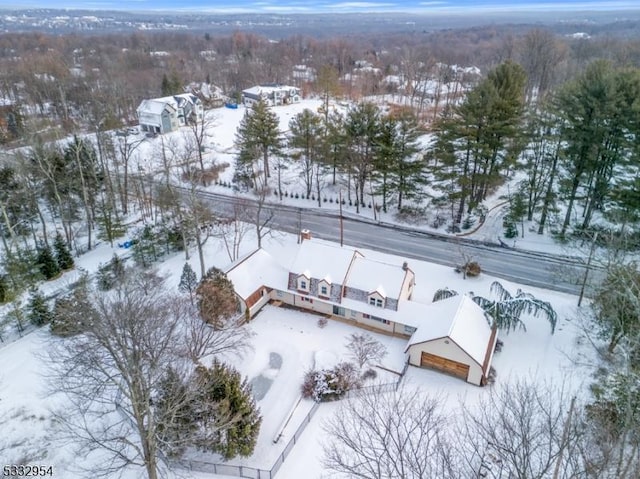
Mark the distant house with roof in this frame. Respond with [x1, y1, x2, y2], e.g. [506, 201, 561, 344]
[225, 233, 498, 386]
[137, 93, 203, 134]
[241, 84, 301, 107]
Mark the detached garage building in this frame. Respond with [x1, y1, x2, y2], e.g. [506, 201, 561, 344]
[405, 295, 498, 386]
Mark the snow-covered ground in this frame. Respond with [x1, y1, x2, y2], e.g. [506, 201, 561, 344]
[0, 225, 595, 478]
[117, 98, 575, 258]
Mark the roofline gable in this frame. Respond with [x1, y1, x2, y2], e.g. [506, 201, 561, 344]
[405, 335, 483, 369]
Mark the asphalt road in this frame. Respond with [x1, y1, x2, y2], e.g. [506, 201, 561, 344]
[182, 186, 595, 296]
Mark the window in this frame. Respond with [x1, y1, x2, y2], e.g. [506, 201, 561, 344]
[350, 309, 356, 317]
[300, 280, 307, 290]
[300, 296, 313, 303]
[362, 313, 370, 319]
[320, 286, 328, 296]
[277, 290, 283, 298]
[404, 325, 417, 334]
[370, 315, 390, 325]
[261, 289, 265, 297]
[368, 295, 385, 308]
[333, 305, 345, 316]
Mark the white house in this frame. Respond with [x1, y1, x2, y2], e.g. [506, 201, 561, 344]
[137, 93, 203, 134]
[224, 236, 498, 386]
[241, 84, 301, 107]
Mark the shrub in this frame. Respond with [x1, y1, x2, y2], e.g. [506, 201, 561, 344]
[317, 317, 328, 328]
[329, 197, 334, 203]
[323, 197, 327, 203]
[361, 368, 377, 381]
[503, 216, 518, 238]
[300, 362, 361, 402]
[464, 261, 482, 277]
[462, 216, 475, 230]
[295, 193, 299, 199]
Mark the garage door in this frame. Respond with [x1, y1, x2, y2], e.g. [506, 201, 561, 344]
[420, 352, 469, 380]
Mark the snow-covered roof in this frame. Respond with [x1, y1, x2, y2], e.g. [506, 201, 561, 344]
[242, 84, 300, 97]
[347, 256, 406, 299]
[406, 295, 493, 366]
[137, 94, 198, 118]
[226, 249, 288, 299]
[289, 240, 359, 285]
[137, 99, 175, 116]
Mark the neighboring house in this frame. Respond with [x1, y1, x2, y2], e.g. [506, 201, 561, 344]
[224, 234, 498, 386]
[137, 93, 203, 134]
[241, 84, 301, 107]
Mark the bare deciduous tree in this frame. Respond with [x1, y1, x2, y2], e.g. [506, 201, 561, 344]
[46, 269, 249, 479]
[323, 386, 458, 479]
[345, 332, 387, 370]
[457, 379, 582, 479]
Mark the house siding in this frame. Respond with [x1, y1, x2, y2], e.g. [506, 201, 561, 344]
[407, 338, 484, 386]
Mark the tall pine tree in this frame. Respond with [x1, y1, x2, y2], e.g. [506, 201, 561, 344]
[195, 360, 261, 459]
[37, 244, 61, 280]
[53, 232, 74, 270]
[27, 288, 53, 326]
[235, 99, 283, 187]
[179, 262, 198, 304]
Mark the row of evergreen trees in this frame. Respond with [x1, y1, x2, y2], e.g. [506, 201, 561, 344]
[0, 233, 74, 304]
[234, 99, 425, 214]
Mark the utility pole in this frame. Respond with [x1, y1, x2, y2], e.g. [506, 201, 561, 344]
[339, 190, 344, 247]
[578, 231, 598, 307]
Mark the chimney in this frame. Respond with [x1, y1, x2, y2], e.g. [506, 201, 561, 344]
[402, 261, 408, 271]
[300, 229, 312, 241]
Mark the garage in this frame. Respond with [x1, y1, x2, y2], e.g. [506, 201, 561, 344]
[420, 352, 469, 380]
[404, 295, 498, 386]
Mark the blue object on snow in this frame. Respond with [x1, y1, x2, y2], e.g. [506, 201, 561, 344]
[225, 102, 238, 109]
[118, 240, 133, 249]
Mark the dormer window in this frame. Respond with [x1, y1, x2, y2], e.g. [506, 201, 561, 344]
[318, 277, 332, 298]
[297, 272, 310, 292]
[369, 297, 383, 307]
[368, 291, 385, 308]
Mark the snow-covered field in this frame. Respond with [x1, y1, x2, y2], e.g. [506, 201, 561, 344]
[0, 225, 595, 478]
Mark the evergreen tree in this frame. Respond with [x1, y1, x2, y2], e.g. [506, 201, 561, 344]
[155, 366, 197, 458]
[196, 267, 239, 328]
[0, 274, 7, 303]
[51, 274, 96, 336]
[592, 261, 640, 353]
[27, 288, 53, 326]
[195, 360, 261, 459]
[161, 72, 182, 96]
[289, 109, 324, 198]
[97, 254, 126, 291]
[53, 232, 74, 270]
[553, 62, 640, 235]
[235, 99, 283, 186]
[375, 109, 423, 212]
[133, 225, 158, 268]
[178, 262, 198, 304]
[344, 102, 381, 210]
[37, 244, 61, 280]
[432, 61, 527, 224]
[97, 204, 126, 248]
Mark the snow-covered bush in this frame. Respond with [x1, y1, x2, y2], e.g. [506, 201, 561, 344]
[301, 362, 361, 402]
